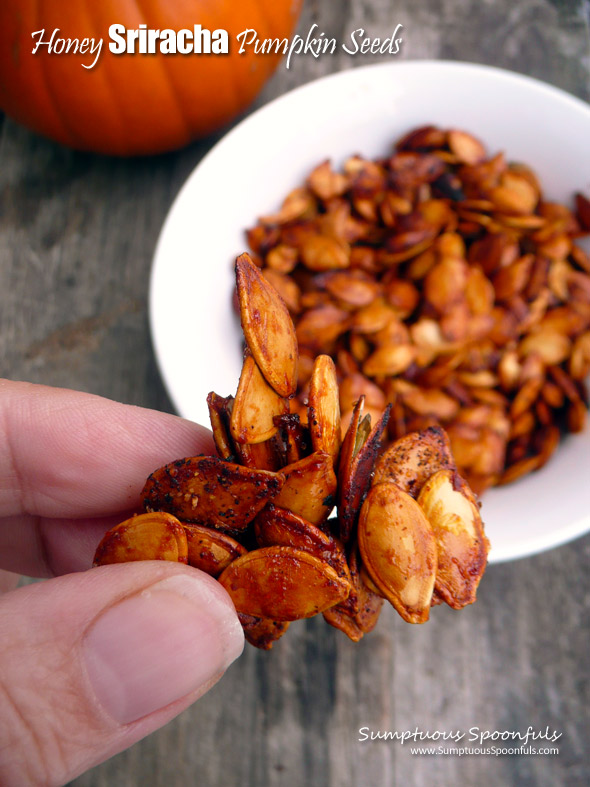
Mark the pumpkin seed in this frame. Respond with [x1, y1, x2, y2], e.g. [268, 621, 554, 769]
[373, 427, 455, 498]
[142, 455, 285, 531]
[417, 470, 488, 608]
[184, 523, 246, 577]
[254, 505, 349, 582]
[94, 512, 188, 566]
[308, 355, 341, 463]
[230, 354, 289, 444]
[238, 613, 290, 650]
[236, 253, 298, 397]
[272, 451, 337, 526]
[358, 482, 437, 624]
[218, 546, 350, 621]
[338, 401, 391, 543]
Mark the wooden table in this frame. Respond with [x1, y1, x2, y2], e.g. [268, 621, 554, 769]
[1, 2, 589, 785]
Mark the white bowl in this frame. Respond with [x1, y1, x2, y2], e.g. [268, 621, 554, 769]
[150, 60, 590, 564]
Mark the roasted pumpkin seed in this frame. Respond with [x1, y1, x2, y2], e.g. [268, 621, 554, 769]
[417, 470, 488, 608]
[230, 354, 289, 444]
[273, 452, 337, 526]
[308, 355, 342, 463]
[358, 482, 437, 624]
[184, 523, 247, 577]
[218, 546, 351, 621]
[236, 253, 298, 397]
[142, 456, 285, 531]
[373, 427, 454, 498]
[94, 512, 188, 566]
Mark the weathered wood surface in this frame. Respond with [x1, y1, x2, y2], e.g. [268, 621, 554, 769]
[1, 1, 590, 785]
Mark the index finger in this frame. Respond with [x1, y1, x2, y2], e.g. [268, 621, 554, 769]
[0, 380, 215, 519]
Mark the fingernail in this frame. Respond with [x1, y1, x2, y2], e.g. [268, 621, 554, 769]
[83, 574, 244, 724]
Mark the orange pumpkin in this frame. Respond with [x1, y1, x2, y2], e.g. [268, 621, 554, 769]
[0, 1, 303, 155]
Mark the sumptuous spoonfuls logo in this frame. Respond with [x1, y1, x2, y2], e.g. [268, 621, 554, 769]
[358, 725, 563, 757]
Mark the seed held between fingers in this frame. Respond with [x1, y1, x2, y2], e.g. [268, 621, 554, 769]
[94, 234, 496, 648]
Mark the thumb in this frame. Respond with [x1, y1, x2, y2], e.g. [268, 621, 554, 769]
[0, 562, 244, 786]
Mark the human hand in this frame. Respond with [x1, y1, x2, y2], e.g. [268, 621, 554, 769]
[0, 380, 244, 786]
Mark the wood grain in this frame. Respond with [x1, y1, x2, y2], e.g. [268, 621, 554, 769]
[1, 1, 589, 785]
